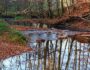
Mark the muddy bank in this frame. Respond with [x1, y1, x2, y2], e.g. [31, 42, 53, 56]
[52, 16, 90, 32]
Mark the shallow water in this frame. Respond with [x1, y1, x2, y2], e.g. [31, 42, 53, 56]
[0, 30, 90, 70]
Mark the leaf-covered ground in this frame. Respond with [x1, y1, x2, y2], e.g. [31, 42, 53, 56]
[0, 21, 27, 45]
[0, 41, 32, 60]
[0, 21, 32, 60]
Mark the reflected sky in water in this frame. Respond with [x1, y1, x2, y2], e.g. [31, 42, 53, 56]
[1, 30, 90, 70]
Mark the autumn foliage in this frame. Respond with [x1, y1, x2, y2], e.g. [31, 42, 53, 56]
[73, 32, 90, 43]
[14, 3, 90, 25]
[0, 41, 32, 60]
[0, 21, 32, 60]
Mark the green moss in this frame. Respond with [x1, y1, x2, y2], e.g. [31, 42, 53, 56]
[0, 21, 27, 45]
[15, 16, 25, 20]
[0, 22, 10, 34]
[9, 30, 27, 45]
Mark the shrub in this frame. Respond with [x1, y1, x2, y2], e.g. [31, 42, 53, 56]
[9, 30, 27, 45]
[0, 21, 27, 45]
[0, 22, 10, 34]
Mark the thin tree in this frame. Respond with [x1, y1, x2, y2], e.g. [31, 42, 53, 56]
[56, 0, 61, 16]
[47, 0, 53, 18]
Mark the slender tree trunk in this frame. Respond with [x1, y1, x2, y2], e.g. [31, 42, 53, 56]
[58, 39, 63, 70]
[65, 38, 74, 70]
[56, 0, 60, 16]
[47, 0, 53, 18]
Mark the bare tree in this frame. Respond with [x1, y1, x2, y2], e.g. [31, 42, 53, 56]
[47, 0, 53, 18]
[56, 0, 61, 16]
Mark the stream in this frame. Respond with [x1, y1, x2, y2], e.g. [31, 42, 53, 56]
[0, 29, 90, 70]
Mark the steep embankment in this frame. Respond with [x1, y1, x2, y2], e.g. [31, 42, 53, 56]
[53, 17, 90, 32]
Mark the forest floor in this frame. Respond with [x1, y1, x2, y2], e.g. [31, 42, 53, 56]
[0, 41, 32, 60]
[0, 21, 32, 60]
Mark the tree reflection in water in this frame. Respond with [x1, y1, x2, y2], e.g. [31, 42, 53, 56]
[0, 30, 90, 70]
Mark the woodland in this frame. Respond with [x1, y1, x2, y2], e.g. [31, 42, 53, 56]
[0, 0, 90, 70]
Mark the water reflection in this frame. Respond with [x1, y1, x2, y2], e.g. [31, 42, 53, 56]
[1, 30, 90, 70]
